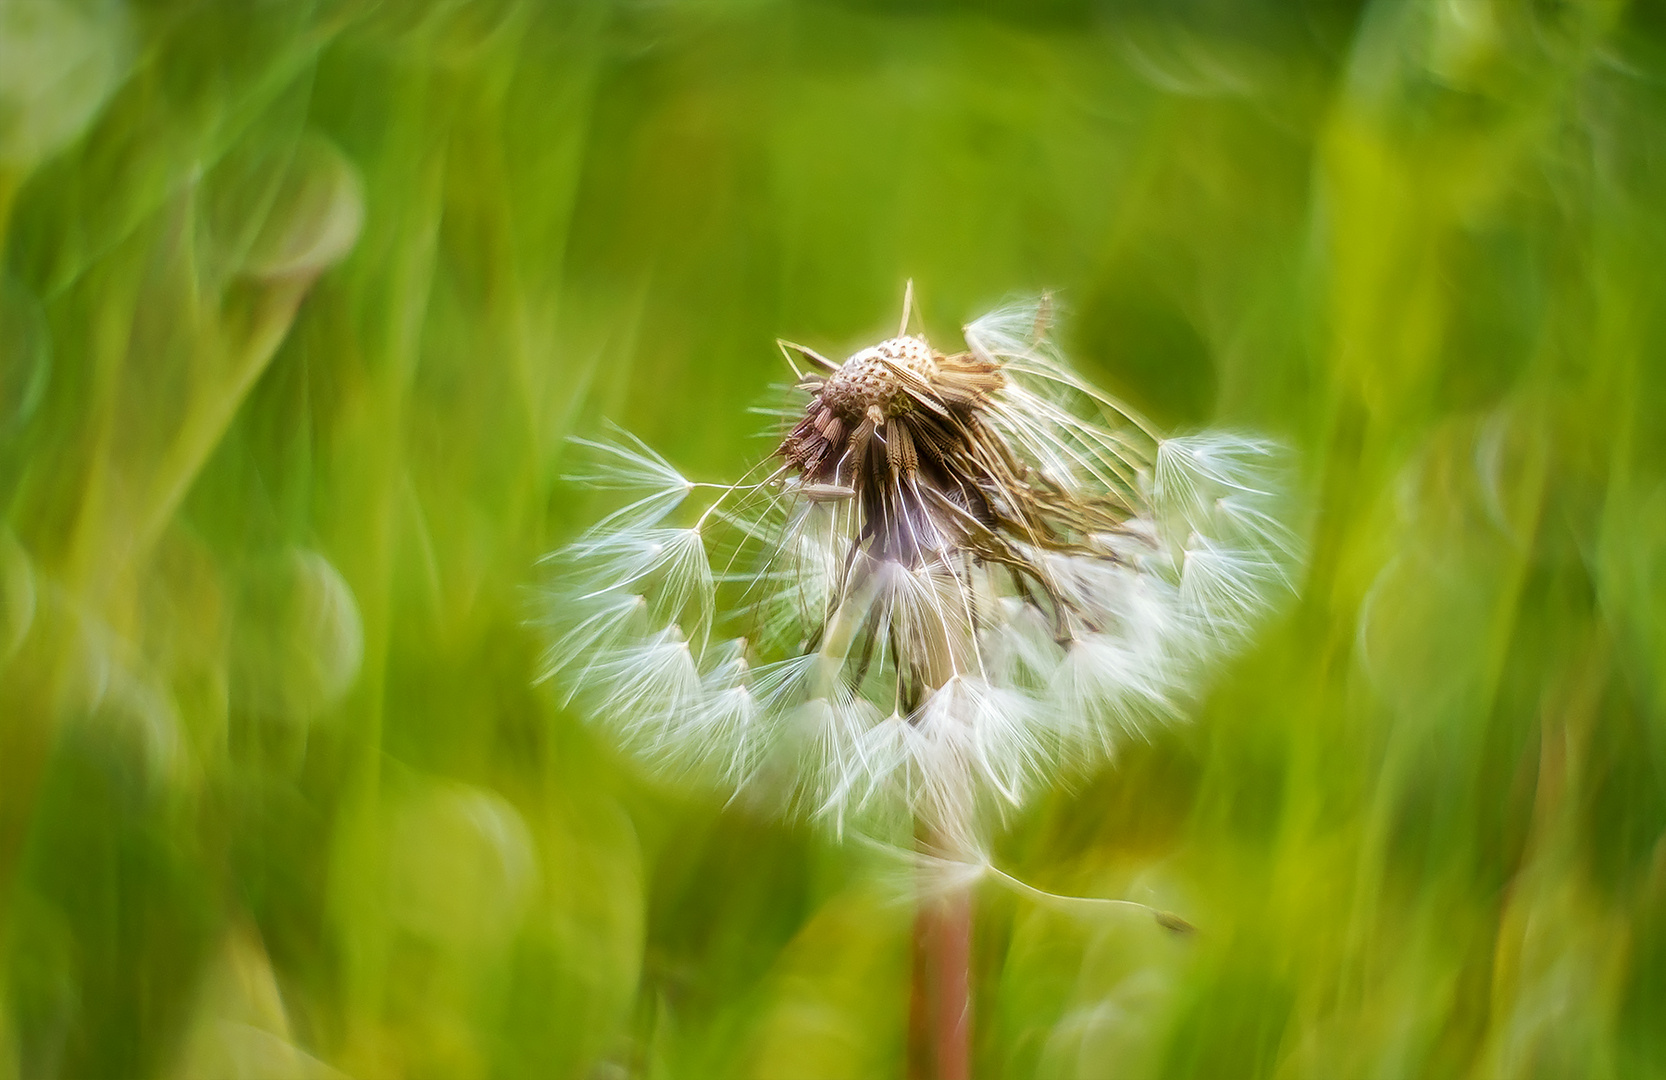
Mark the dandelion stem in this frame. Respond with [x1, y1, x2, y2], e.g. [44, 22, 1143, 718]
[910, 827, 974, 1080]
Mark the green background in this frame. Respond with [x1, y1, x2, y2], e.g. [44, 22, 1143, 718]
[3, 0, 1666, 1076]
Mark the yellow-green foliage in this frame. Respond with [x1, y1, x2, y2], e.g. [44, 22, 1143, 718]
[2, 1, 1664, 1077]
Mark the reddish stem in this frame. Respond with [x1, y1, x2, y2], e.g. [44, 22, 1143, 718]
[908, 862, 973, 1079]
[934, 887, 973, 1080]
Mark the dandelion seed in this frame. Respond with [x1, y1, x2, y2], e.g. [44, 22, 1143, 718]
[586, 626, 701, 748]
[1154, 433, 1284, 526]
[562, 428, 696, 533]
[659, 639, 763, 785]
[1181, 536, 1287, 636]
[823, 709, 917, 828]
[534, 589, 646, 690]
[540, 289, 1300, 853]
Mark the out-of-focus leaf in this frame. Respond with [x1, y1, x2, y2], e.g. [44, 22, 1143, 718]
[0, 0, 132, 171]
[230, 548, 364, 725]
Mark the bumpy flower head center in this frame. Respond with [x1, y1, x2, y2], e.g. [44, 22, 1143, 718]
[819, 336, 938, 422]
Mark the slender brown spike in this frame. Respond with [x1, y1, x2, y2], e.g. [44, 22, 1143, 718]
[778, 338, 840, 375]
[934, 372, 1001, 409]
[900, 279, 916, 337]
[909, 430, 950, 474]
[888, 421, 919, 479]
[938, 357, 1004, 397]
[850, 415, 876, 448]
[1033, 292, 1053, 341]
[846, 416, 876, 485]
[898, 383, 953, 419]
[888, 356, 938, 394]
[939, 351, 1002, 378]
[802, 484, 857, 502]
[907, 418, 959, 464]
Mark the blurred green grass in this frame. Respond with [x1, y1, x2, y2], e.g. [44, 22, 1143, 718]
[3, 0, 1666, 1077]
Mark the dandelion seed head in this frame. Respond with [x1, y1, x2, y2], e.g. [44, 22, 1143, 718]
[540, 289, 1302, 855]
[819, 336, 946, 421]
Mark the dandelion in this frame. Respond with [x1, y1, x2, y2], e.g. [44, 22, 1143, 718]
[543, 288, 1295, 835]
[539, 286, 1300, 1078]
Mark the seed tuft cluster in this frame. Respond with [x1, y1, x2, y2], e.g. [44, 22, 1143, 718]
[541, 293, 1301, 851]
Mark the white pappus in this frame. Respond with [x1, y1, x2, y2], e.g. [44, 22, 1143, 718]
[539, 290, 1301, 856]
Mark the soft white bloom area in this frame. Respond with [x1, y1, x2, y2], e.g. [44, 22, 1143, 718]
[540, 299, 1301, 850]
